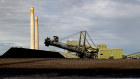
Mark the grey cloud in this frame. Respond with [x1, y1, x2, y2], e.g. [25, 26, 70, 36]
[0, 0, 140, 55]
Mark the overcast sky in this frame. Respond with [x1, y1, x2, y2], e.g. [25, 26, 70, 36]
[0, 0, 140, 55]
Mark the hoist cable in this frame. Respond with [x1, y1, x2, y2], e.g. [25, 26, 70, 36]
[86, 32, 97, 47]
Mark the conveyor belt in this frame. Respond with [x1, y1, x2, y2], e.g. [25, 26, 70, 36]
[127, 52, 140, 59]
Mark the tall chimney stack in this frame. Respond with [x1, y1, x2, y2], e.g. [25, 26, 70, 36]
[30, 7, 35, 49]
[35, 17, 39, 50]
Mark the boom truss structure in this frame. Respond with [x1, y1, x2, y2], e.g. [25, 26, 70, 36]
[44, 31, 99, 58]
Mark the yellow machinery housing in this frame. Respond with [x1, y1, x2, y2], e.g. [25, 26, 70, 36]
[66, 41, 123, 59]
[98, 45, 122, 59]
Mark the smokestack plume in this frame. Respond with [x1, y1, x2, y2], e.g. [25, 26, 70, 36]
[30, 7, 35, 49]
[35, 17, 39, 50]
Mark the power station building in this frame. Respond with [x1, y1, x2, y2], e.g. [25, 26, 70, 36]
[97, 45, 122, 59]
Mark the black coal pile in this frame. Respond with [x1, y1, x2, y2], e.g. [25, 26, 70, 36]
[0, 47, 65, 58]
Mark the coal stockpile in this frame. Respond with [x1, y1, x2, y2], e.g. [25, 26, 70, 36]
[0, 58, 140, 70]
[0, 58, 140, 78]
[0, 47, 64, 58]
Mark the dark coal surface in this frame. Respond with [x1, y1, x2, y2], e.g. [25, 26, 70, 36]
[0, 47, 64, 58]
[0, 69, 140, 78]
